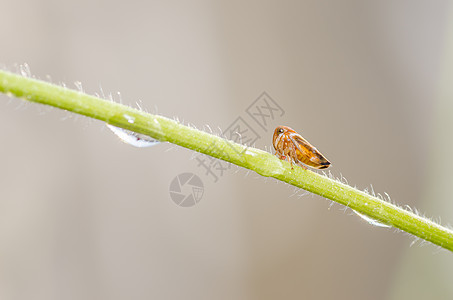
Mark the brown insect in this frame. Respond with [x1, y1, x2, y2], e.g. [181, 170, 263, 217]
[273, 125, 331, 170]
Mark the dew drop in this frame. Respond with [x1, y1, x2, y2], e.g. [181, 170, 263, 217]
[245, 149, 258, 157]
[123, 114, 135, 124]
[107, 124, 160, 147]
[353, 210, 391, 228]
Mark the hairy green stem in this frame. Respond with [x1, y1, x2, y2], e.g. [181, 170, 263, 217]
[1, 70, 452, 251]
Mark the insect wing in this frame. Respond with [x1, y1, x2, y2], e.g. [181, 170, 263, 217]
[289, 133, 330, 169]
[289, 133, 313, 158]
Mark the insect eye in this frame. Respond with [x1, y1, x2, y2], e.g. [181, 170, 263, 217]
[278, 128, 284, 134]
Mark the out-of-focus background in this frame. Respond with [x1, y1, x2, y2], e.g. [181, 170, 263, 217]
[1, 1, 453, 299]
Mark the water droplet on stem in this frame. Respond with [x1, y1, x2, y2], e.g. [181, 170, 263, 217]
[107, 124, 160, 147]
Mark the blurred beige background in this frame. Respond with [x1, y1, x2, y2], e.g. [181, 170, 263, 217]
[1, 1, 453, 299]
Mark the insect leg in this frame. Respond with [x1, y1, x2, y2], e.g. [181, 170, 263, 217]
[296, 161, 307, 170]
[295, 160, 308, 170]
[290, 142, 306, 170]
[275, 151, 286, 162]
[285, 142, 295, 169]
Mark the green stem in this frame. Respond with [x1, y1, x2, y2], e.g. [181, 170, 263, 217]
[1, 70, 452, 251]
